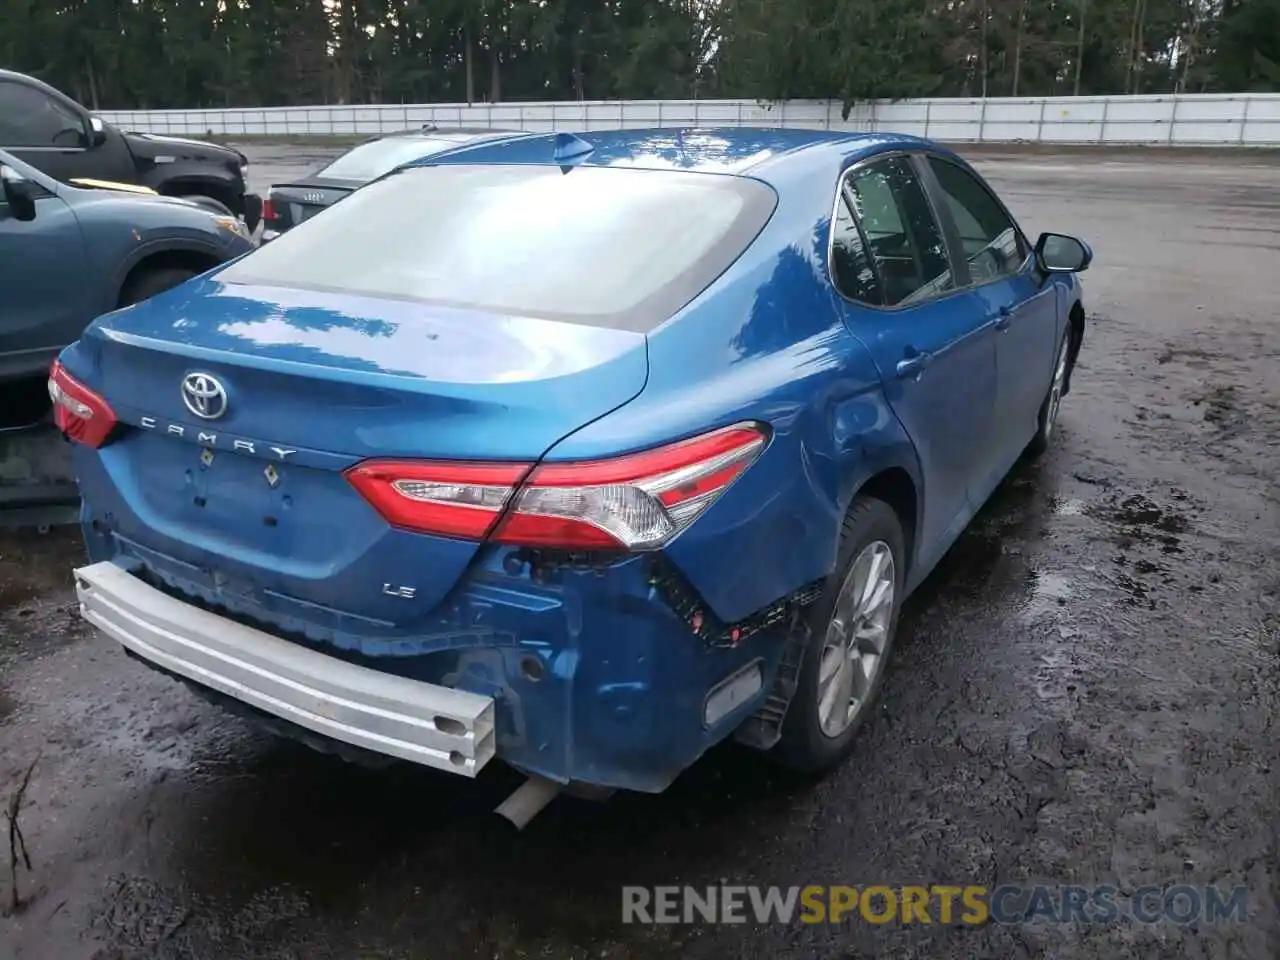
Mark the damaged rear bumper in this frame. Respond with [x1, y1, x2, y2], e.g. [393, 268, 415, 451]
[74, 560, 496, 776]
[75, 521, 795, 793]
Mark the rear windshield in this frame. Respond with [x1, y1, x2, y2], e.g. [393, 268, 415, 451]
[316, 136, 483, 181]
[220, 164, 777, 331]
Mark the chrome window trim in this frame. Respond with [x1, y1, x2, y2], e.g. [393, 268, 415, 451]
[0, 145, 86, 154]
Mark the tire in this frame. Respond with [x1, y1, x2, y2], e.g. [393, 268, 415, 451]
[119, 267, 198, 307]
[771, 496, 906, 773]
[1026, 332, 1072, 458]
[180, 194, 234, 217]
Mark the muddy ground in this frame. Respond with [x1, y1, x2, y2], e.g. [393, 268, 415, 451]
[0, 148, 1277, 959]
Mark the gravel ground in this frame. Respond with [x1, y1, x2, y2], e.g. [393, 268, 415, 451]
[0, 146, 1277, 959]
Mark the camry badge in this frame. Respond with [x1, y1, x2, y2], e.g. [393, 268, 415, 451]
[181, 372, 228, 420]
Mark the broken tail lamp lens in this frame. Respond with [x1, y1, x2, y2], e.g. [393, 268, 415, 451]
[345, 423, 770, 551]
[48, 361, 118, 448]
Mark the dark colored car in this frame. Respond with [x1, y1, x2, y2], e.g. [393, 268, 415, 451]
[0, 69, 262, 232]
[261, 125, 520, 240]
[0, 150, 254, 386]
[55, 128, 1091, 820]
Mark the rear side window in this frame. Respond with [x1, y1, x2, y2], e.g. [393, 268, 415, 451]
[222, 164, 777, 332]
[843, 157, 954, 307]
[830, 194, 881, 305]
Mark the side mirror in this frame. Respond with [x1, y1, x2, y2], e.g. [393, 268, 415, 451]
[87, 116, 109, 147]
[88, 115, 109, 147]
[1035, 232, 1093, 274]
[0, 166, 38, 222]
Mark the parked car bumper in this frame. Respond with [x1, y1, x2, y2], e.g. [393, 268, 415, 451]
[76, 521, 784, 793]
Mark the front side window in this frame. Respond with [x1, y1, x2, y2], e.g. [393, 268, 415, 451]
[220, 164, 777, 332]
[928, 157, 1026, 285]
[843, 156, 953, 307]
[0, 83, 84, 148]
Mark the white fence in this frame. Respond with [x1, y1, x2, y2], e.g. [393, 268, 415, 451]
[99, 94, 1280, 146]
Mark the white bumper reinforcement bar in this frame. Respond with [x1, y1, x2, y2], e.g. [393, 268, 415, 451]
[74, 561, 496, 776]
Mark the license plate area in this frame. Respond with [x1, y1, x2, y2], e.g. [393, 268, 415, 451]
[289, 202, 322, 224]
[124, 434, 295, 541]
[121, 432, 365, 555]
[190, 445, 289, 530]
[105, 431, 479, 615]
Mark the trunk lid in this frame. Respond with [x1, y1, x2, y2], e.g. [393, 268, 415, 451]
[266, 179, 357, 230]
[75, 278, 647, 617]
[87, 277, 647, 460]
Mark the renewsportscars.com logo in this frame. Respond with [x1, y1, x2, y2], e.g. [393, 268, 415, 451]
[621, 884, 1250, 926]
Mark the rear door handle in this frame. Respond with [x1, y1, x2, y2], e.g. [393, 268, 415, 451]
[896, 352, 932, 379]
[993, 304, 1013, 331]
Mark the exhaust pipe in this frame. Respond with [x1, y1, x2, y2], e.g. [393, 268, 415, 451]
[495, 774, 562, 829]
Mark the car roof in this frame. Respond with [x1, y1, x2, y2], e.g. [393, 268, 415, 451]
[0, 68, 67, 98]
[412, 126, 942, 181]
[368, 126, 521, 144]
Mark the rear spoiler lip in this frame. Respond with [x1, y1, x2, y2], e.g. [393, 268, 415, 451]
[266, 180, 360, 194]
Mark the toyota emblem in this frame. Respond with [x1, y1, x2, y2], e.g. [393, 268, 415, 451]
[181, 372, 228, 420]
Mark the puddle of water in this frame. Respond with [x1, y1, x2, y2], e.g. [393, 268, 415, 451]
[1020, 570, 1073, 622]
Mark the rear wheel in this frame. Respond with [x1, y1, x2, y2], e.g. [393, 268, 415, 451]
[771, 496, 905, 773]
[119, 267, 198, 307]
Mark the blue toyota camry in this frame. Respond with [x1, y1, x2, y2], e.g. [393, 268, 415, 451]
[52, 127, 1090, 820]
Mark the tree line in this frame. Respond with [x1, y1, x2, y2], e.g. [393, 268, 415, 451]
[2, 0, 1276, 113]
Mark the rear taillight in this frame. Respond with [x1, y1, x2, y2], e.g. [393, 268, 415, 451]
[48, 361, 118, 448]
[261, 196, 278, 221]
[344, 460, 530, 541]
[345, 423, 768, 551]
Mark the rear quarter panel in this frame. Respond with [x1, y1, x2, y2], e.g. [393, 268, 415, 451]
[546, 152, 922, 624]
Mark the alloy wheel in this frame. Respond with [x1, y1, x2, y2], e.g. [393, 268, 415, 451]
[1043, 337, 1071, 442]
[816, 540, 896, 738]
